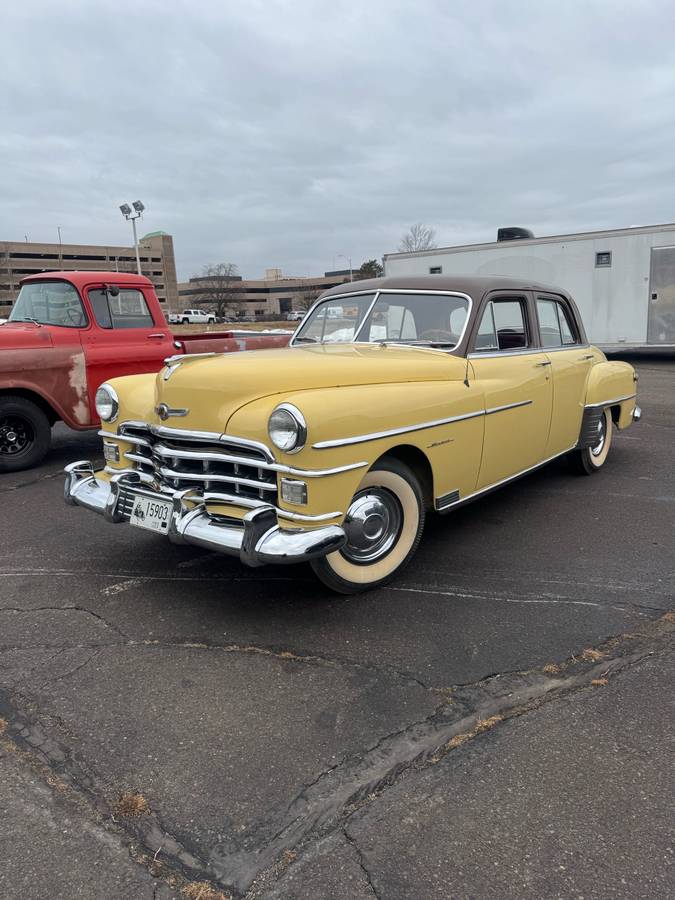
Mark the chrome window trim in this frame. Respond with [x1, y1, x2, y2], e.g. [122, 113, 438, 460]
[584, 393, 636, 409]
[312, 399, 531, 450]
[290, 288, 473, 350]
[468, 344, 591, 360]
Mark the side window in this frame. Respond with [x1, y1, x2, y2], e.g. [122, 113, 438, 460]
[89, 289, 154, 329]
[475, 298, 528, 351]
[557, 303, 578, 344]
[536, 299, 562, 348]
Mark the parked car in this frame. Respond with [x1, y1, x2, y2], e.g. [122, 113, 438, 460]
[286, 310, 305, 321]
[176, 309, 216, 325]
[0, 272, 290, 472]
[64, 275, 640, 593]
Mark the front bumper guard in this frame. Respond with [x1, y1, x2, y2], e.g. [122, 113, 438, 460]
[64, 461, 346, 567]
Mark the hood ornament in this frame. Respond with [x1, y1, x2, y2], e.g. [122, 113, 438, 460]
[156, 403, 188, 421]
[162, 351, 218, 381]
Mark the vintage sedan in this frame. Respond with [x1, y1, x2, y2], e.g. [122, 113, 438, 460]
[64, 276, 640, 593]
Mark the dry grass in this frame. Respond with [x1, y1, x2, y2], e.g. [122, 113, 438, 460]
[0, 717, 7, 735]
[432, 714, 503, 761]
[662, 611, 675, 623]
[114, 791, 149, 817]
[581, 648, 606, 662]
[591, 678, 609, 687]
[181, 882, 231, 900]
[543, 663, 561, 675]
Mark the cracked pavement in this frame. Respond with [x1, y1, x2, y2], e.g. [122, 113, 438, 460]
[0, 357, 673, 899]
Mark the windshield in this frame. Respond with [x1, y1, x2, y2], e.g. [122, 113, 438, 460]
[9, 281, 87, 328]
[293, 291, 470, 348]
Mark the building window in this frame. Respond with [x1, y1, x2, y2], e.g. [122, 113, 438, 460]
[595, 251, 611, 267]
[429, 266, 442, 274]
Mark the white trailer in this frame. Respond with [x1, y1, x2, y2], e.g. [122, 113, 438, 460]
[384, 223, 675, 348]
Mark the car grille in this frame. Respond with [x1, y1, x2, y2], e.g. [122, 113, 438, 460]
[119, 424, 278, 504]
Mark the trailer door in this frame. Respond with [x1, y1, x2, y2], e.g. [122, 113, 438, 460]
[648, 247, 675, 344]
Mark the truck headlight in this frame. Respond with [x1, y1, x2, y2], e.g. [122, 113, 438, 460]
[95, 383, 119, 423]
[268, 403, 306, 453]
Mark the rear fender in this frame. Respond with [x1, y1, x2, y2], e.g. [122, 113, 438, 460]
[584, 358, 638, 432]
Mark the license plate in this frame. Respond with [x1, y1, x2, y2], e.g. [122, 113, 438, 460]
[129, 494, 172, 533]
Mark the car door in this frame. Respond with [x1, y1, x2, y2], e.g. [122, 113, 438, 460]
[468, 292, 553, 489]
[80, 284, 175, 410]
[535, 293, 594, 456]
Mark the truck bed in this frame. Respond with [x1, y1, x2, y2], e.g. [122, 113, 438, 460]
[173, 330, 292, 354]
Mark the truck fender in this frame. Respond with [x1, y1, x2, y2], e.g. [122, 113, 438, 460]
[0, 379, 87, 430]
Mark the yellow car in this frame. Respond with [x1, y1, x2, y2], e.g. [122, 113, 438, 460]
[65, 276, 640, 594]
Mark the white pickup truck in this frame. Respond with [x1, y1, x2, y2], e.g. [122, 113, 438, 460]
[169, 308, 216, 325]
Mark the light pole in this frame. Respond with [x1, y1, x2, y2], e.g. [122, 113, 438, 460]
[338, 253, 353, 282]
[119, 201, 145, 275]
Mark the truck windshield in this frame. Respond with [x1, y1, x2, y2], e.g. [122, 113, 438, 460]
[293, 291, 470, 348]
[9, 281, 87, 328]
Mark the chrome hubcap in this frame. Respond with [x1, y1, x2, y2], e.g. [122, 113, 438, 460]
[591, 415, 607, 457]
[341, 489, 402, 564]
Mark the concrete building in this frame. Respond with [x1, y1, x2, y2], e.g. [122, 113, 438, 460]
[0, 232, 178, 316]
[177, 268, 357, 318]
[384, 223, 675, 347]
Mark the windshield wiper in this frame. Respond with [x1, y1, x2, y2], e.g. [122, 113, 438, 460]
[293, 336, 318, 343]
[10, 317, 42, 326]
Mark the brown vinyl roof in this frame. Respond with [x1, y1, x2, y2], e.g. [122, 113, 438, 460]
[319, 274, 570, 301]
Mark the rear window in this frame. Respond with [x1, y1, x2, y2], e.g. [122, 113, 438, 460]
[89, 289, 154, 329]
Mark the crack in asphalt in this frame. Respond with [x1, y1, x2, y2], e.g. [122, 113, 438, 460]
[342, 826, 382, 899]
[0, 605, 128, 639]
[2, 608, 672, 898]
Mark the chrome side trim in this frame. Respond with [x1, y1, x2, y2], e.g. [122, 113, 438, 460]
[584, 393, 636, 409]
[436, 445, 577, 514]
[312, 400, 532, 450]
[485, 400, 533, 416]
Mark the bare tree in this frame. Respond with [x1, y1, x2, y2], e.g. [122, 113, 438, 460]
[296, 287, 321, 311]
[190, 263, 243, 318]
[398, 223, 437, 253]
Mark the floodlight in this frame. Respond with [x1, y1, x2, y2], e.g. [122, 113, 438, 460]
[132, 200, 145, 213]
[119, 203, 132, 216]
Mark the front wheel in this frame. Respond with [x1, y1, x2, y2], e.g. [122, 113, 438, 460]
[0, 395, 52, 473]
[568, 407, 613, 475]
[311, 458, 425, 594]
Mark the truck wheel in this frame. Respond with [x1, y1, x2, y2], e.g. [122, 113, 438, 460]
[0, 396, 52, 473]
[568, 408, 613, 475]
[310, 458, 425, 594]
[181, 318, 189, 325]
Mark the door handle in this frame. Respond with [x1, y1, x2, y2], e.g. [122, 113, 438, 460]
[534, 360, 551, 367]
[578, 354, 594, 361]
[147, 333, 166, 339]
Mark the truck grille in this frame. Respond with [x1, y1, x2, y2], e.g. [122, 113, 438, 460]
[119, 424, 278, 504]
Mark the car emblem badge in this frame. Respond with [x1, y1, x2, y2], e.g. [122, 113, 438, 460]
[155, 403, 189, 421]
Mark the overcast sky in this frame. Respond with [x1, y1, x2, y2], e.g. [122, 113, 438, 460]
[2, 1, 675, 281]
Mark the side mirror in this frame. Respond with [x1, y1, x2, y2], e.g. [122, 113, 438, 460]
[104, 284, 120, 297]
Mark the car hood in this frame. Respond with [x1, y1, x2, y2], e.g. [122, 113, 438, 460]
[149, 343, 467, 433]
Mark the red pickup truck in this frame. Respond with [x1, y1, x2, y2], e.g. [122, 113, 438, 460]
[0, 271, 291, 472]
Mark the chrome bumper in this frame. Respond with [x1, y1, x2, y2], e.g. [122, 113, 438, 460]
[633, 405, 642, 422]
[64, 461, 346, 567]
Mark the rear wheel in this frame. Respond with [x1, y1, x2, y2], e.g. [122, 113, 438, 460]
[0, 396, 52, 472]
[568, 407, 613, 475]
[181, 317, 189, 325]
[311, 458, 425, 594]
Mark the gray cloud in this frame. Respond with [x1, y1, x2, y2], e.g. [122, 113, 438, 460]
[2, 0, 675, 279]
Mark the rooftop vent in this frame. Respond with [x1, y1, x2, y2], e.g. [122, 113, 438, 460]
[497, 227, 534, 242]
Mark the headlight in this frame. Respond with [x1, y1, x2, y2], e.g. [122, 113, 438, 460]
[268, 403, 307, 453]
[95, 383, 119, 423]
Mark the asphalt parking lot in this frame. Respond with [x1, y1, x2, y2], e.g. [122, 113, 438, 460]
[1, 357, 673, 900]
